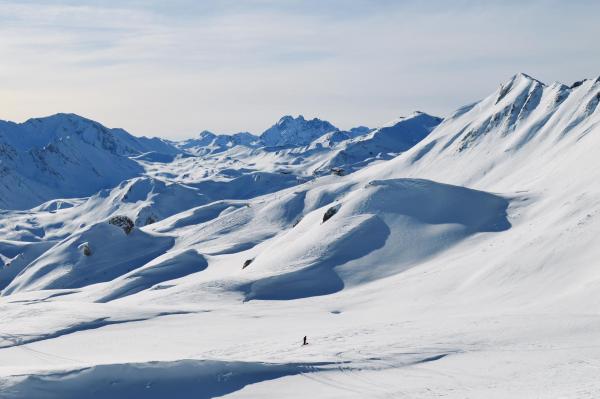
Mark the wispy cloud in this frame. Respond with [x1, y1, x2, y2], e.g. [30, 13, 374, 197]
[1, 0, 599, 138]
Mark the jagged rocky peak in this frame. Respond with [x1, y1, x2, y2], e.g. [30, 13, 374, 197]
[186, 130, 218, 147]
[260, 114, 339, 147]
[570, 75, 600, 89]
[570, 79, 588, 89]
[198, 130, 217, 139]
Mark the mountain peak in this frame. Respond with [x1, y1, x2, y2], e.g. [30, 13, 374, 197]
[23, 113, 96, 127]
[260, 115, 338, 147]
[382, 112, 442, 129]
[276, 114, 312, 126]
[198, 130, 217, 138]
[506, 72, 545, 86]
[495, 73, 545, 105]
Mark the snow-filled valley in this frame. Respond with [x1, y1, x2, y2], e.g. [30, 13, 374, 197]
[1, 73, 600, 398]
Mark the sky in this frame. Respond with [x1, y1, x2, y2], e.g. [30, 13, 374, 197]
[0, 0, 599, 139]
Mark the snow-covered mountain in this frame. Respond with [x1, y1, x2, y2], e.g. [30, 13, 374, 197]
[178, 130, 261, 155]
[2, 73, 600, 397]
[180, 114, 343, 152]
[0, 113, 182, 210]
[259, 115, 338, 147]
[315, 111, 442, 173]
[372, 73, 600, 190]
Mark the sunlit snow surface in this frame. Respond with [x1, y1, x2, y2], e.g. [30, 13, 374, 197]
[1, 74, 600, 397]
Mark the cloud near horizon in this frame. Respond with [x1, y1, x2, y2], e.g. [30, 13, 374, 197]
[1, 0, 599, 139]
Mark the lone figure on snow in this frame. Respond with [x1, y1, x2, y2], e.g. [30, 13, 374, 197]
[303, 336, 308, 345]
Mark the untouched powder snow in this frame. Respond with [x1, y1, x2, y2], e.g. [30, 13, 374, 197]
[1, 73, 600, 397]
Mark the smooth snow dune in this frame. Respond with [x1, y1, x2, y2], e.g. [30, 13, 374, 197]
[189, 171, 304, 200]
[242, 178, 510, 300]
[131, 151, 181, 163]
[1, 359, 327, 399]
[2, 222, 174, 295]
[117, 177, 208, 227]
[153, 200, 248, 233]
[94, 249, 208, 303]
[0, 177, 208, 245]
[0, 240, 57, 290]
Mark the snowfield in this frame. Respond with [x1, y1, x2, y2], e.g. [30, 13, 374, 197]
[1, 73, 600, 397]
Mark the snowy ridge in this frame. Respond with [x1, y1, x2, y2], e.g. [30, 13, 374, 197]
[317, 112, 442, 173]
[370, 73, 600, 189]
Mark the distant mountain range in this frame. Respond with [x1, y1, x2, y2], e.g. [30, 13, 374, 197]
[0, 111, 441, 210]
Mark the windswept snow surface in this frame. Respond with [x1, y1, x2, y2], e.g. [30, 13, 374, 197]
[1, 74, 600, 397]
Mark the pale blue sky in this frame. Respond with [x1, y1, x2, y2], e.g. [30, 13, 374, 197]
[1, 0, 599, 139]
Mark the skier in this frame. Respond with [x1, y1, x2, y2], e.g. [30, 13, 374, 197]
[303, 336, 308, 345]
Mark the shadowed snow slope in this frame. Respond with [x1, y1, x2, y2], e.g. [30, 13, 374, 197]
[2, 222, 174, 294]
[1, 359, 326, 399]
[299, 111, 442, 175]
[242, 178, 509, 300]
[320, 112, 442, 173]
[94, 249, 208, 302]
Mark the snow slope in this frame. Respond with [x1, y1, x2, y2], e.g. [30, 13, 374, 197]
[242, 178, 509, 301]
[3, 221, 174, 294]
[1, 73, 600, 397]
[316, 111, 442, 173]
